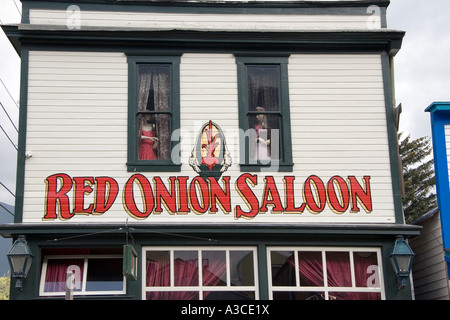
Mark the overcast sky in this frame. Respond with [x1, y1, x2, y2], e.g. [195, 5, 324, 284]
[0, 0, 449, 207]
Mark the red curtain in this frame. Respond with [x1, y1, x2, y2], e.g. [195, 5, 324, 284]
[44, 259, 84, 293]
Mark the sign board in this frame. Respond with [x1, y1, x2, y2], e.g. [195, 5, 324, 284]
[123, 244, 138, 280]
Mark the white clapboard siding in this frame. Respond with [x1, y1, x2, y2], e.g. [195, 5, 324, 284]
[29, 9, 380, 31]
[22, 51, 395, 224]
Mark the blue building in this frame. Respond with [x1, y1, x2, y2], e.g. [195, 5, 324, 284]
[426, 102, 450, 269]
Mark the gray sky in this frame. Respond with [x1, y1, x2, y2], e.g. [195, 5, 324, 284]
[387, 0, 450, 139]
[0, 0, 449, 207]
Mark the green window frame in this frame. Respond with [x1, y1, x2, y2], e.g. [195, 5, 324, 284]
[127, 55, 181, 172]
[236, 56, 293, 172]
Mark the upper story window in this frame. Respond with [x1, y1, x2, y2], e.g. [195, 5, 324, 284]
[127, 55, 181, 172]
[236, 56, 293, 172]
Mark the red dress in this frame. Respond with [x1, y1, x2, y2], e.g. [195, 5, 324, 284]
[139, 129, 158, 160]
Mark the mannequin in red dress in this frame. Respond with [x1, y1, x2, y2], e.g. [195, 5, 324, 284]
[139, 114, 159, 160]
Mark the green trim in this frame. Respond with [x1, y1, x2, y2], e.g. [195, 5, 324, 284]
[13, 49, 29, 223]
[0, 222, 422, 238]
[381, 52, 405, 225]
[2, 26, 405, 56]
[257, 244, 269, 300]
[126, 55, 181, 172]
[236, 56, 293, 172]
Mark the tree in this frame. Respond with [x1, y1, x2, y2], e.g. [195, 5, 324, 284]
[0, 273, 10, 300]
[399, 133, 437, 224]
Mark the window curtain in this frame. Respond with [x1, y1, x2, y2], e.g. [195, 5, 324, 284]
[138, 67, 171, 160]
[247, 67, 279, 113]
[202, 251, 227, 287]
[44, 259, 84, 293]
[352, 252, 380, 300]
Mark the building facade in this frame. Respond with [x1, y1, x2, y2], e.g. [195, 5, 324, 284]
[410, 209, 450, 300]
[1, 0, 420, 300]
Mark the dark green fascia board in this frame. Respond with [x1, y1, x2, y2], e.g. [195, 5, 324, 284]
[22, 0, 390, 9]
[14, 49, 29, 224]
[380, 52, 404, 225]
[2, 25, 405, 57]
[0, 222, 421, 239]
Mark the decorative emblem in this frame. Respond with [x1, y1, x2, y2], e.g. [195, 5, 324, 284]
[189, 121, 232, 179]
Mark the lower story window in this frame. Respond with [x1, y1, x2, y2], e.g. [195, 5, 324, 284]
[39, 252, 125, 296]
[268, 247, 385, 300]
[143, 247, 258, 300]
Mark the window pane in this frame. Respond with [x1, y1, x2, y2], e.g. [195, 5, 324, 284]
[271, 251, 295, 286]
[298, 251, 324, 287]
[248, 113, 281, 161]
[202, 251, 226, 286]
[138, 65, 171, 112]
[204, 291, 255, 300]
[174, 251, 199, 286]
[44, 259, 84, 293]
[146, 251, 170, 287]
[326, 252, 352, 287]
[353, 252, 380, 288]
[146, 291, 199, 300]
[328, 291, 381, 300]
[247, 66, 280, 112]
[85, 258, 123, 291]
[273, 291, 324, 300]
[230, 251, 255, 286]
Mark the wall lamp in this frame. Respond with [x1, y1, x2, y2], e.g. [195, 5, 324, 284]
[390, 236, 415, 290]
[7, 235, 33, 291]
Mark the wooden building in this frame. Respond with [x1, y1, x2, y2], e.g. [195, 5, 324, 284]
[410, 209, 450, 300]
[0, 0, 420, 300]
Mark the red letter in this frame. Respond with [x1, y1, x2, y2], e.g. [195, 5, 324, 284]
[234, 173, 259, 219]
[208, 176, 231, 214]
[284, 176, 306, 214]
[73, 177, 95, 215]
[327, 176, 350, 214]
[189, 177, 210, 214]
[260, 176, 284, 213]
[123, 174, 154, 219]
[44, 173, 73, 221]
[348, 176, 372, 213]
[303, 175, 326, 213]
[94, 177, 119, 214]
[177, 176, 190, 214]
[154, 177, 177, 214]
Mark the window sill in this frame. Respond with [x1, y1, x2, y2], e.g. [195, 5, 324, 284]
[127, 162, 182, 173]
[240, 163, 293, 173]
